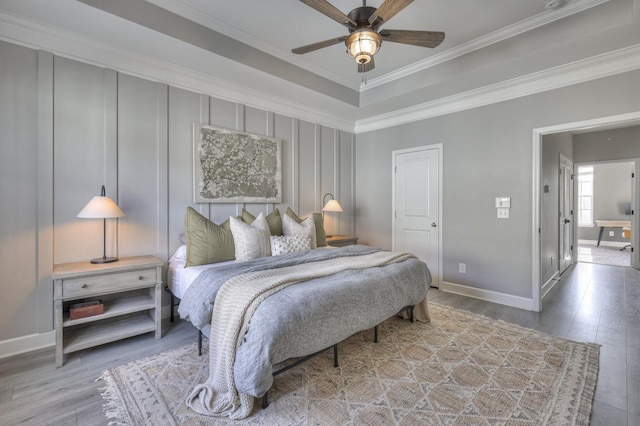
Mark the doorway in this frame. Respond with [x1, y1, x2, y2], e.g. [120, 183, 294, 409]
[533, 111, 640, 312]
[392, 145, 442, 288]
[576, 160, 634, 268]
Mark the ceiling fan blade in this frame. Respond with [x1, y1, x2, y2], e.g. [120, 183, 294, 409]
[292, 36, 347, 54]
[369, 0, 414, 27]
[380, 30, 445, 48]
[299, 0, 357, 28]
[358, 57, 375, 73]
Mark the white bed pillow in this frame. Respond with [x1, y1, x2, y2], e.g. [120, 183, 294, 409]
[270, 234, 311, 256]
[170, 244, 187, 263]
[229, 213, 271, 262]
[282, 213, 317, 248]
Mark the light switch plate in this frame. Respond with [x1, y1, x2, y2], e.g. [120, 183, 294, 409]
[497, 208, 509, 219]
[495, 197, 511, 208]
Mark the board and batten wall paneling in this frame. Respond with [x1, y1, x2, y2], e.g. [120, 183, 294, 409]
[0, 41, 39, 341]
[168, 87, 203, 253]
[0, 41, 355, 353]
[274, 113, 295, 215]
[53, 57, 118, 265]
[117, 73, 169, 261]
[37, 50, 55, 334]
[338, 130, 355, 237]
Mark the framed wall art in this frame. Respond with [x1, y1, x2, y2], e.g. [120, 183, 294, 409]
[193, 123, 282, 203]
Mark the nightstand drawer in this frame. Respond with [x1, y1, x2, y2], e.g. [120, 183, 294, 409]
[63, 269, 157, 298]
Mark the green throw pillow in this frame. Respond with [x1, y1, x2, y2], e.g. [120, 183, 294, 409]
[241, 208, 283, 236]
[285, 207, 327, 247]
[184, 207, 236, 266]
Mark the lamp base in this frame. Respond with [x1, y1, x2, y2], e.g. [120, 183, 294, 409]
[90, 256, 118, 264]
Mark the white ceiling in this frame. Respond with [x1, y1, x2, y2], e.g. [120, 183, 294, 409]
[0, 0, 624, 131]
[145, 0, 576, 89]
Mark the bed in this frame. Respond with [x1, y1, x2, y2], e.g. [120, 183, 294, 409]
[168, 207, 432, 419]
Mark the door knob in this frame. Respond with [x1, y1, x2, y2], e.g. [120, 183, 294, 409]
[564, 219, 570, 224]
[431, 222, 437, 228]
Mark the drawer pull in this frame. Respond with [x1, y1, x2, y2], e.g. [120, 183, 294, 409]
[81, 283, 88, 289]
[138, 276, 144, 280]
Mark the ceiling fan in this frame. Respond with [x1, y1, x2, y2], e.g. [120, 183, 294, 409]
[292, 0, 445, 73]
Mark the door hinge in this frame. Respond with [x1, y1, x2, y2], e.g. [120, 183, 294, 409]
[394, 211, 397, 218]
[571, 174, 574, 180]
[632, 172, 635, 178]
[394, 166, 397, 173]
[570, 245, 573, 251]
[559, 169, 562, 175]
[570, 209, 573, 215]
[538, 227, 541, 234]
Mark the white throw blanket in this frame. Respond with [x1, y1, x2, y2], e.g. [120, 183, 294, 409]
[186, 251, 416, 419]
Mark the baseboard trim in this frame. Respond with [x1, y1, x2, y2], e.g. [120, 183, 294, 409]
[0, 331, 54, 360]
[541, 270, 560, 299]
[0, 306, 177, 360]
[440, 281, 536, 311]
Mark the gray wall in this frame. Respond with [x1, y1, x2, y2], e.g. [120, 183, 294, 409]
[573, 126, 639, 243]
[0, 40, 355, 343]
[540, 133, 573, 284]
[573, 126, 640, 163]
[577, 162, 633, 243]
[355, 69, 640, 300]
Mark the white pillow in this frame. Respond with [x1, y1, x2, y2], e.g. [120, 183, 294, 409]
[282, 214, 317, 248]
[170, 245, 187, 262]
[229, 213, 271, 262]
[270, 234, 311, 256]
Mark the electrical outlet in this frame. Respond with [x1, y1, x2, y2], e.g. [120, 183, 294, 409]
[497, 208, 509, 219]
[609, 231, 615, 237]
[459, 263, 466, 273]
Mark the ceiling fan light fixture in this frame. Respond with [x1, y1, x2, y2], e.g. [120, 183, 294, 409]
[346, 29, 381, 64]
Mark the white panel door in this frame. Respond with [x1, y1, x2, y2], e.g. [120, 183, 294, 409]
[393, 146, 441, 287]
[559, 154, 573, 274]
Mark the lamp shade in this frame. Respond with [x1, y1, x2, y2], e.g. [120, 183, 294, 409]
[77, 185, 125, 264]
[322, 199, 343, 213]
[77, 195, 125, 219]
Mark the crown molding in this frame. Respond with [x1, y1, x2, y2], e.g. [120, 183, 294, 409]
[0, 10, 356, 133]
[361, 0, 611, 91]
[355, 43, 640, 134]
[1, 6, 638, 136]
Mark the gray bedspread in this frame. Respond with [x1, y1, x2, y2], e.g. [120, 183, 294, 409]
[179, 245, 431, 397]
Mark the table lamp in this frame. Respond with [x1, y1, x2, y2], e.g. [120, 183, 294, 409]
[322, 193, 343, 237]
[77, 185, 125, 264]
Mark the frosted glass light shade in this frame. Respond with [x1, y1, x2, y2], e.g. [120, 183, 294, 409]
[77, 195, 125, 219]
[346, 30, 381, 65]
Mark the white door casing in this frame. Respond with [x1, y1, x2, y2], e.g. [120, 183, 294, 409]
[559, 154, 573, 274]
[392, 145, 442, 288]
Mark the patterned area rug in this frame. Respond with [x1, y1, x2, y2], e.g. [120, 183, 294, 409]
[98, 303, 600, 425]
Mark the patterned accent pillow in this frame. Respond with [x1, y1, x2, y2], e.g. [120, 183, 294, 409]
[229, 213, 271, 262]
[282, 213, 317, 248]
[285, 207, 327, 247]
[270, 234, 311, 256]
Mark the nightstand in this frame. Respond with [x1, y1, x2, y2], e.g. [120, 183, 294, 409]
[326, 235, 359, 247]
[52, 255, 163, 367]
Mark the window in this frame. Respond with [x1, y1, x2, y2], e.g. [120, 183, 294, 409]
[577, 165, 593, 226]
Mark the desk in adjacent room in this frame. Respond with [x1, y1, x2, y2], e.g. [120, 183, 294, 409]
[594, 220, 631, 247]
